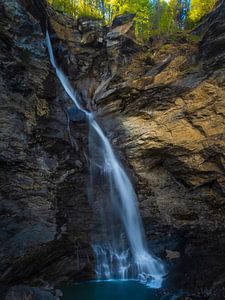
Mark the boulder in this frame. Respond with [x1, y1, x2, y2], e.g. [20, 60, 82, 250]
[112, 13, 136, 28]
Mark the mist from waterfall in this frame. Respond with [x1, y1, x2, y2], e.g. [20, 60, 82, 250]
[46, 31, 165, 288]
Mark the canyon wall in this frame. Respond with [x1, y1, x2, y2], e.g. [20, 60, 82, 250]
[0, 0, 225, 298]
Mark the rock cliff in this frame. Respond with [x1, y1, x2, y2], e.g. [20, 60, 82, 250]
[94, 2, 225, 297]
[0, 0, 93, 294]
[0, 0, 225, 299]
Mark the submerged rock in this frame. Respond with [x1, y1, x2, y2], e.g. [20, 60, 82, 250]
[165, 250, 180, 260]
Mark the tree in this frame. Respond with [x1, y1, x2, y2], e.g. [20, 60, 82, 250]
[47, 0, 217, 38]
[187, 0, 216, 27]
[168, 0, 190, 29]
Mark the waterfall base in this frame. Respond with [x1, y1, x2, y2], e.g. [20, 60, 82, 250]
[60, 281, 187, 300]
[92, 244, 164, 288]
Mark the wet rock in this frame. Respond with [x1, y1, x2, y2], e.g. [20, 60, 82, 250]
[5, 285, 58, 300]
[165, 250, 181, 260]
[55, 289, 63, 298]
[67, 106, 86, 122]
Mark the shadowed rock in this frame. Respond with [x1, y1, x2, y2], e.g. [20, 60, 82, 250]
[5, 285, 58, 300]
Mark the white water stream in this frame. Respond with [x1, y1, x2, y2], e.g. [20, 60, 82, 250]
[46, 31, 165, 288]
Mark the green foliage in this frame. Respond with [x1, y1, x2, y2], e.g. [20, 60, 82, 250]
[49, 0, 103, 18]
[47, 0, 217, 39]
[187, 0, 217, 28]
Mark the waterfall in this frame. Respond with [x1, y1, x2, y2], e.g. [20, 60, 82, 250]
[46, 32, 165, 288]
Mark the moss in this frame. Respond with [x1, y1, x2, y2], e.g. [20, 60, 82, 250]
[187, 34, 203, 43]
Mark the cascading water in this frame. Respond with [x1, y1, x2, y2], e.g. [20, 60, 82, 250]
[46, 32, 165, 288]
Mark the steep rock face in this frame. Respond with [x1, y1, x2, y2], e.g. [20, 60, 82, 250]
[0, 1, 141, 294]
[93, 2, 225, 298]
[0, 2, 141, 294]
[97, 33, 225, 227]
[47, 11, 139, 104]
[47, 9, 107, 100]
[0, 0, 93, 292]
[47, 4, 225, 295]
[1, 0, 225, 298]
[200, 0, 225, 67]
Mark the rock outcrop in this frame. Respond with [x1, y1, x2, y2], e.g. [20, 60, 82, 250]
[1, 0, 225, 299]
